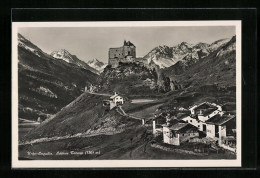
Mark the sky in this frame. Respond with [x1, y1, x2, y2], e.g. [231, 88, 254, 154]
[19, 26, 235, 63]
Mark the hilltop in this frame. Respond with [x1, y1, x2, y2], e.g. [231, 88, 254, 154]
[98, 62, 172, 97]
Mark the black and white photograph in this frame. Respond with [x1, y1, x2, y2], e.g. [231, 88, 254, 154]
[12, 21, 241, 168]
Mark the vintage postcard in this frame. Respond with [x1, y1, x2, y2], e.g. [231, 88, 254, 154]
[12, 21, 241, 168]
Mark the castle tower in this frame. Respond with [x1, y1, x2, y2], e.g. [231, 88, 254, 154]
[108, 40, 136, 68]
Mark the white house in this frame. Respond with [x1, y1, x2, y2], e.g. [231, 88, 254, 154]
[110, 92, 124, 105]
[189, 102, 221, 115]
[182, 102, 224, 132]
[103, 92, 124, 110]
[205, 114, 236, 151]
[162, 122, 199, 146]
[189, 102, 223, 122]
[182, 116, 206, 132]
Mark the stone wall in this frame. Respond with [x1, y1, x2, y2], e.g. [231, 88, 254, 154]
[108, 43, 136, 68]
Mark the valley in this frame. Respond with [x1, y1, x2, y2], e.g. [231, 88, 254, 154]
[17, 32, 237, 161]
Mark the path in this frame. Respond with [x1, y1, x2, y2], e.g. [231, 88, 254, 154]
[116, 106, 145, 121]
[19, 118, 40, 124]
[131, 99, 155, 103]
[86, 91, 112, 97]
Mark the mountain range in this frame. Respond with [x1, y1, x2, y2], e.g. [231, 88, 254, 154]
[144, 38, 230, 69]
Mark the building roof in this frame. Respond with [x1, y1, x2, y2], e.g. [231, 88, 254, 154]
[169, 123, 189, 131]
[162, 119, 179, 127]
[168, 123, 198, 133]
[206, 114, 235, 126]
[124, 40, 135, 47]
[190, 102, 220, 112]
[110, 94, 118, 99]
[153, 115, 166, 125]
[199, 108, 217, 116]
[170, 112, 190, 121]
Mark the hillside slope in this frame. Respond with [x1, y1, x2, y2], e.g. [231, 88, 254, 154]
[176, 36, 236, 92]
[23, 93, 139, 141]
[18, 34, 99, 121]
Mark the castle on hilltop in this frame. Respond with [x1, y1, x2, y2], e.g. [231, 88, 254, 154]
[108, 40, 137, 68]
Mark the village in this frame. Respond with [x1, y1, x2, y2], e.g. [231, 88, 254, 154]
[83, 86, 237, 155]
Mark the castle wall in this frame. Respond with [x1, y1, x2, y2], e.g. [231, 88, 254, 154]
[108, 41, 136, 68]
[123, 46, 136, 58]
[109, 47, 124, 59]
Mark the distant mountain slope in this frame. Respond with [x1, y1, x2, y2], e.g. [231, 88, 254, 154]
[143, 38, 230, 69]
[87, 58, 107, 73]
[176, 36, 236, 91]
[18, 33, 99, 121]
[50, 49, 99, 75]
[162, 38, 231, 76]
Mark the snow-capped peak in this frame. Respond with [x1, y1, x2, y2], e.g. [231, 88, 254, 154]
[50, 49, 75, 63]
[179, 42, 194, 48]
[50, 49, 100, 74]
[87, 58, 107, 73]
[88, 58, 100, 64]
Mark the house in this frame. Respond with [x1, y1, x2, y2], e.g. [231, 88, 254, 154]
[162, 122, 199, 146]
[205, 114, 236, 150]
[103, 92, 124, 110]
[189, 102, 222, 119]
[185, 102, 223, 132]
[110, 92, 124, 105]
[194, 103, 220, 122]
[182, 115, 206, 132]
